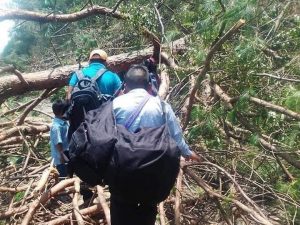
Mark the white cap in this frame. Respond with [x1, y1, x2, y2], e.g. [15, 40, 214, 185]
[89, 49, 108, 61]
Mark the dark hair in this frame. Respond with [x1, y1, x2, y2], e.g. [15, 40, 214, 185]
[52, 99, 68, 116]
[89, 58, 106, 65]
[125, 65, 150, 90]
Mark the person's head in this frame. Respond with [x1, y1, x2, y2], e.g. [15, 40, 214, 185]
[52, 99, 68, 118]
[89, 49, 108, 64]
[124, 65, 151, 91]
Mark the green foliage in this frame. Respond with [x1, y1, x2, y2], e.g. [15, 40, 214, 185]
[50, 88, 66, 102]
[14, 191, 25, 202]
[248, 133, 259, 146]
[7, 155, 23, 166]
[284, 90, 300, 112]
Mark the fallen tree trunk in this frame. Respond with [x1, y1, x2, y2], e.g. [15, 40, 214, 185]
[0, 38, 186, 103]
[0, 124, 50, 142]
[0, 5, 126, 22]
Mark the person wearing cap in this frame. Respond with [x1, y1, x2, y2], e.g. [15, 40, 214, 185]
[111, 65, 201, 225]
[66, 49, 122, 100]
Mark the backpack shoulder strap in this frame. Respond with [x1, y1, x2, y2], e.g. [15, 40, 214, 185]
[124, 95, 151, 129]
[75, 70, 85, 80]
[160, 99, 168, 123]
[92, 68, 107, 82]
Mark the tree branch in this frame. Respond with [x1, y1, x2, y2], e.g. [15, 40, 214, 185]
[174, 169, 183, 225]
[73, 178, 84, 225]
[213, 83, 300, 169]
[0, 5, 127, 22]
[254, 73, 300, 83]
[21, 178, 76, 225]
[0, 124, 50, 142]
[111, 0, 125, 14]
[248, 96, 300, 120]
[183, 167, 274, 225]
[182, 19, 245, 129]
[96, 185, 111, 225]
[158, 68, 170, 100]
[0, 99, 35, 117]
[46, 204, 103, 225]
[15, 89, 54, 125]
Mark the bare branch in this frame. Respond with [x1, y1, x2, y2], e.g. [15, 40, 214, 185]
[16, 89, 54, 125]
[159, 202, 167, 225]
[158, 68, 170, 100]
[96, 185, 111, 225]
[21, 178, 76, 225]
[255, 73, 300, 83]
[216, 82, 300, 120]
[73, 178, 84, 225]
[46, 204, 103, 225]
[248, 96, 300, 120]
[111, 0, 125, 14]
[0, 5, 127, 22]
[0, 99, 35, 117]
[32, 162, 55, 196]
[174, 169, 183, 225]
[0, 124, 50, 142]
[183, 167, 274, 225]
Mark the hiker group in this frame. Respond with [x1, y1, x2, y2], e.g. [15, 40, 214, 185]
[50, 49, 201, 225]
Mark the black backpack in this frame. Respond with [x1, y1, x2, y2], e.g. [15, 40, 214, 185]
[106, 98, 180, 204]
[67, 68, 108, 140]
[68, 98, 180, 204]
[68, 101, 117, 186]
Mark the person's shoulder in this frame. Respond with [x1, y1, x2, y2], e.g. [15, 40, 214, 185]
[158, 99, 174, 112]
[113, 93, 127, 103]
[52, 118, 67, 128]
[50, 122, 59, 135]
[81, 65, 92, 74]
[106, 70, 119, 77]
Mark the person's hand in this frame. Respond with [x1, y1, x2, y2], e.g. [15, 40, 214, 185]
[185, 151, 202, 162]
[66, 93, 71, 101]
[60, 153, 66, 164]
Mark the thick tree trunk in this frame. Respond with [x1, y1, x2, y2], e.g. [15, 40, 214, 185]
[0, 39, 186, 103]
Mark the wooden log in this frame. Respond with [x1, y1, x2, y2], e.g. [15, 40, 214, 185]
[0, 38, 185, 103]
[21, 178, 76, 225]
[0, 124, 50, 142]
[44, 204, 103, 225]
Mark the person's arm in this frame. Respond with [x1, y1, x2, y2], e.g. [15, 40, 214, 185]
[164, 102, 201, 162]
[66, 73, 78, 100]
[66, 86, 74, 100]
[56, 143, 65, 164]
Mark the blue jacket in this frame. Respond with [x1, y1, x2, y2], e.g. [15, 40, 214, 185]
[69, 62, 121, 96]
